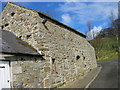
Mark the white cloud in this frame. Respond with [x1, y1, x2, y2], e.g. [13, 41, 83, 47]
[86, 26, 102, 39]
[65, 0, 79, 2]
[61, 13, 72, 25]
[58, 2, 118, 25]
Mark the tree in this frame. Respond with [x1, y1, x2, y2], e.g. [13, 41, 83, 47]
[109, 11, 115, 27]
[87, 20, 92, 32]
[86, 20, 95, 39]
[109, 10, 119, 54]
[109, 10, 118, 41]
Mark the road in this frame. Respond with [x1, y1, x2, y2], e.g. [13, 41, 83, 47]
[88, 59, 119, 88]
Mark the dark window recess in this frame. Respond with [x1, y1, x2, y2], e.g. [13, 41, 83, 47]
[26, 35, 31, 39]
[52, 58, 55, 64]
[11, 12, 15, 16]
[19, 36, 22, 38]
[76, 55, 80, 60]
[21, 58, 24, 60]
[1, 26, 4, 29]
[5, 23, 9, 27]
[83, 57, 85, 60]
[52, 58, 58, 74]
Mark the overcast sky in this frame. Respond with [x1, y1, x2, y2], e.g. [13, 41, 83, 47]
[1, 0, 118, 39]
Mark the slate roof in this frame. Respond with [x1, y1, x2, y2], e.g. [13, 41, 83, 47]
[0, 30, 40, 55]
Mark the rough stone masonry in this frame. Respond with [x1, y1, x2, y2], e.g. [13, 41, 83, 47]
[0, 2, 97, 88]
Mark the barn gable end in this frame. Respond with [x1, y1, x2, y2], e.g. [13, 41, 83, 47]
[0, 2, 97, 88]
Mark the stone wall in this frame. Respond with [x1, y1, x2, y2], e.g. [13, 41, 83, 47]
[10, 55, 52, 88]
[1, 2, 97, 88]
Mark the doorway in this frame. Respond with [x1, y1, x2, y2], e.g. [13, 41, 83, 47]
[0, 61, 10, 89]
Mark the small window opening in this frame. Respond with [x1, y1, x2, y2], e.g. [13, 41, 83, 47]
[19, 36, 22, 38]
[5, 23, 9, 27]
[84, 64, 87, 67]
[52, 58, 58, 74]
[11, 12, 15, 16]
[21, 58, 24, 60]
[76, 55, 80, 60]
[83, 57, 85, 60]
[26, 35, 31, 39]
[52, 58, 55, 64]
[1, 25, 4, 29]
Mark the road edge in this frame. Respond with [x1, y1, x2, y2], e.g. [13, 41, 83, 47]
[84, 65, 102, 89]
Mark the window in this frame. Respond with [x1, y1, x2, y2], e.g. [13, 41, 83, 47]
[52, 58, 58, 74]
[11, 12, 15, 16]
[19, 36, 22, 38]
[5, 23, 9, 27]
[83, 57, 85, 60]
[52, 58, 55, 64]
[1, 26, 4, 29]
[26, 35, 31, 39]
[76, 55, 80, 60]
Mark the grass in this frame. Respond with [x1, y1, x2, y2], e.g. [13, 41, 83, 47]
[89, 37, 119, 62]
[97, 52, 118, 62]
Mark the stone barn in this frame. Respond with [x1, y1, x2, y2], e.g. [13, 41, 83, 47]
[0, 2, 97, 88]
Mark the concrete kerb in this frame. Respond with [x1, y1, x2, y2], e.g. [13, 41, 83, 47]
[59, 65, 102, 88]
[84, 65, 102, 90]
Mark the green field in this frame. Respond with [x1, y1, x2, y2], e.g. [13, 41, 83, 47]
[89, 37, 119, 62]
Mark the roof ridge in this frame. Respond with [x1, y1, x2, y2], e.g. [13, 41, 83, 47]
[4, 2, 86, 38]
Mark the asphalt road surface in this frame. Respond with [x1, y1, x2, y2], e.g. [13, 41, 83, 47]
[88, 59, 119, 88]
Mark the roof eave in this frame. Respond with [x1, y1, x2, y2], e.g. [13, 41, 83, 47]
[6, 2, 86, 38]
[1, 52, 43, 57]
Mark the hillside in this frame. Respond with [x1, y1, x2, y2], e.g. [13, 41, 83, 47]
[89, 18, 119, 62]
[89, 37, 118, 61]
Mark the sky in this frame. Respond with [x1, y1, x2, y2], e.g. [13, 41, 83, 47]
[0, 1, 118, 39]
